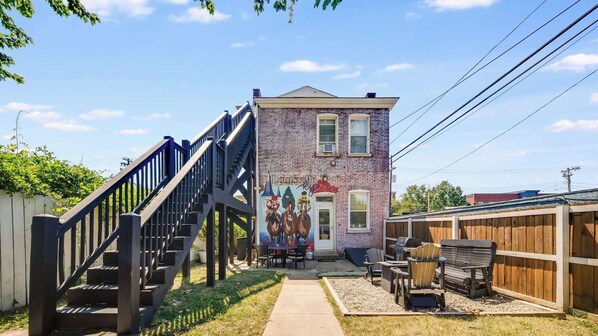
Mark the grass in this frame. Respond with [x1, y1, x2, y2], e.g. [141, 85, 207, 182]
[0, 306, 28, 333]
[320, 280, 598, 336]
[144, 264, 285, 335]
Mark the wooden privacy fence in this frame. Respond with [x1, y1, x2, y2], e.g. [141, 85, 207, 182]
[385, 203, 598, 315]
[0, 192, 53, 311]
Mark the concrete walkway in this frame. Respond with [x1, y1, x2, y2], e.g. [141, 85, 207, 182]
[262, 279, 344, 336]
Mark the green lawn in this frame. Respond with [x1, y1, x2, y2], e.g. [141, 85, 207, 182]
[145, 264, 285, 335]
[320, 280, 598, 336]
[0, 306, 28, 333]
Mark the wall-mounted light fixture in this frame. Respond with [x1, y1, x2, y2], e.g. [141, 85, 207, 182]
[330, 160, 336, 167]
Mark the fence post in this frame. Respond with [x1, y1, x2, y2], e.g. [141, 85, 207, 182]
[407, 218, 413, 238]
[383, 219, 387, 256]
[164, 136, 176, 181]
[29, 215, 59, 336]
[117, 213, 141, 335]
[451, 216, 459, 239]
[555, 204, 570, 312]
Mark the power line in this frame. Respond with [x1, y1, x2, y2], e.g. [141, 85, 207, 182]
[391, 8, 598, 163]
[411, 22, 598, 150]
[389, 0, 551, 144]
[398, 68, 597, 185]
[388, 0, 580, 134]
[562, 166, 581, 192]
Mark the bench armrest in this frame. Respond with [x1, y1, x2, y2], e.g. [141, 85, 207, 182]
[461, 265, 487, 271]
[391, 268, 409, 277]
[363, 261, 374, 267]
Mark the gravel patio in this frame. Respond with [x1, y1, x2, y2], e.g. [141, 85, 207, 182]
[325, 277, 563, 316]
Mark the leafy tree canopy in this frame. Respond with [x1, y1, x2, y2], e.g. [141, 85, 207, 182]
[1, 0, 342, 84]
[395, 181, 468, 215]
[0, 143, 105, 214]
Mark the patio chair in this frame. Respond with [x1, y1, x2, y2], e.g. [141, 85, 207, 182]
[393, 243, 446, 310]
[255, 244, 272, 269]
[286, 244, 308, 269]
[364, 248, 386, 284]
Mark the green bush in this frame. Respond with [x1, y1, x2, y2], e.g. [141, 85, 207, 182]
[0, 144, 106, 214]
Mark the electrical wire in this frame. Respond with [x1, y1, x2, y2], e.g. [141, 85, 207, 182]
[398, 68, 597, 185]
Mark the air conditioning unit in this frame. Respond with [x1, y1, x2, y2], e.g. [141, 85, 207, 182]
[322, 144, 335, 153]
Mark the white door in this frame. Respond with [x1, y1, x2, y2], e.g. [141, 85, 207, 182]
[315, 197, 334, 250]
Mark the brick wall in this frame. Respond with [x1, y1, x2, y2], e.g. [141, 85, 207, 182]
[256, 107, 389, 253]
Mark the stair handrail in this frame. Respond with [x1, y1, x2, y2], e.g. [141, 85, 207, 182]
[138, 140, 213, 287]
[189, 112, 229, 156]
[225, 113, 253, 178]
[54, 137, 186, 298]
[231, 102, 251, 129]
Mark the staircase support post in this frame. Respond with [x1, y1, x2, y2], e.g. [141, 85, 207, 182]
[29, 215, 59, 336]
[247, 149, 255, 267]
[117, 213, 141, 335]
[164, 136, 176, 181]
[182, 253, 191, 280]
[228, 213, 235, 264]
[218, 205, 228, 280]
[206, 137, 216, 287]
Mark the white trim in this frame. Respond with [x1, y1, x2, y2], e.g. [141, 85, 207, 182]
[569, 256, 598, 267]
[254, 103, 260, 244]
[496, 250, 556, 261]
[451, 215, 459, 239]
[570, 204, 598, 213]
[348, 190, 370, 232]
[316, 114, 339, 155]
[407, 218, 413, 238]
[348, 114, 370, 155]
[314, 195, 336, 251]
[254, 97, 399, 110]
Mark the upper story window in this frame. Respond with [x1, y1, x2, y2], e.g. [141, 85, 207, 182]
[317, 114, 338, 154]
[349, 190, 370, 231]
[349, 114, 370, 155]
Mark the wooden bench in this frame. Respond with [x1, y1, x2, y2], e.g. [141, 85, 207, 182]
[438, 239, 497, 298]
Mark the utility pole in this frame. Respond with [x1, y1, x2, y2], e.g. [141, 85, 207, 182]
[561, 166, 580, 192]
[120, 157, 133, 170]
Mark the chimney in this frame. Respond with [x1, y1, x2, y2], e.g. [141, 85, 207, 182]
[366, 92, 376, 98]
[253, 88, 262, 98]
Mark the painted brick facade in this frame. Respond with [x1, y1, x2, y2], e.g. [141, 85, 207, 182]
[256, 107, 390, 254]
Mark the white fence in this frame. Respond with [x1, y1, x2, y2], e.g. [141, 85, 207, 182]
[0, 191, 54, 311]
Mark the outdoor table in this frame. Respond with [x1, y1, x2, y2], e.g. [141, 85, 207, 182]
[268, 245, 296, 268]
[378, 261, 408, 293]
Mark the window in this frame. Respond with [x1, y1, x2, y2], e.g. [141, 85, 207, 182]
[317, 115, 338, 154]
[349, 190, 369, 230]
[349, 115, 370, 155]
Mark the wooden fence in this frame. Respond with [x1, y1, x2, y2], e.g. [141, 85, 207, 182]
[384, 203, 598, 315]
[0, 192, 54, 311]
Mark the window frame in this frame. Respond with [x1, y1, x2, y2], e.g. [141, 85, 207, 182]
[348, 189, 370, 232]
[348, 114, 371, 156]
[316, 114, 339, 155]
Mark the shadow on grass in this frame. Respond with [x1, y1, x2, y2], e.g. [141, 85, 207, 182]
[142, 269, 285, 336]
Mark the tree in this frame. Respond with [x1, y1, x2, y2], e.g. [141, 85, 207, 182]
[397, 184, 429, 214]
[1, 0, 342, 84]
[429, 181, 468, 211]
[389, 198, 401, 216]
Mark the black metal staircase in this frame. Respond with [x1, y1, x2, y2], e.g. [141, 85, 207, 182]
[28, 104, 256, 335]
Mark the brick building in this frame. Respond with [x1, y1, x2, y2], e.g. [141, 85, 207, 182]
[465, 190, 541, 205]
[253, 86, 399, 255]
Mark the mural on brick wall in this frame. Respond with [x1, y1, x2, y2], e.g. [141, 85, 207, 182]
[258, 173, 338, 248]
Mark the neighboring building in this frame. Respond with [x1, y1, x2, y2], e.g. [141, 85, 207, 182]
[466, 190, 541, 205]
[254, 86, 399, 255]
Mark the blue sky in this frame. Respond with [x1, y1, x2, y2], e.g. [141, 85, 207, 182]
[1, 0, 597, 195]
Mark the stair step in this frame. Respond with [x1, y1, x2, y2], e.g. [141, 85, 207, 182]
[103, 250, 183, 267]
[67, 284, 160, 306]
[87, 265, 169, 285]
[56, 305, 150, 329]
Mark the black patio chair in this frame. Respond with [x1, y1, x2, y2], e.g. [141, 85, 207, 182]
[255, 243, 272, 268]
[364, 248, 386, 284]
[286, 244, 308, 269]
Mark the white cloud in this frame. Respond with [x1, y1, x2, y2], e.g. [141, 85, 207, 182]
[590, 93, 598, 103]
[165, 0, 189, 4]
[332, 70, 361, 80]
[131, 113, 171, 121]
[1, 134, 12, 140]
[241, 12, 252, 20]
[81, 0, 154, 17]
[114, 128, 150, 135]
[381, 63, 414, 72]
[425, 0, 498, 11]
[1, 102, 52, 112]
[501, 150, 527, 157]
[230, 36, 265, 49]
[80, 109, 125, 120]
[280, 60, 347, 72]
[405, 12, 422, 19]
[23, 111, 62, 123]
[545, 53, 598, 72]
[44, 120, 94, 132]
[547, 119, 598, 133]
[169, 7, 231, 23]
